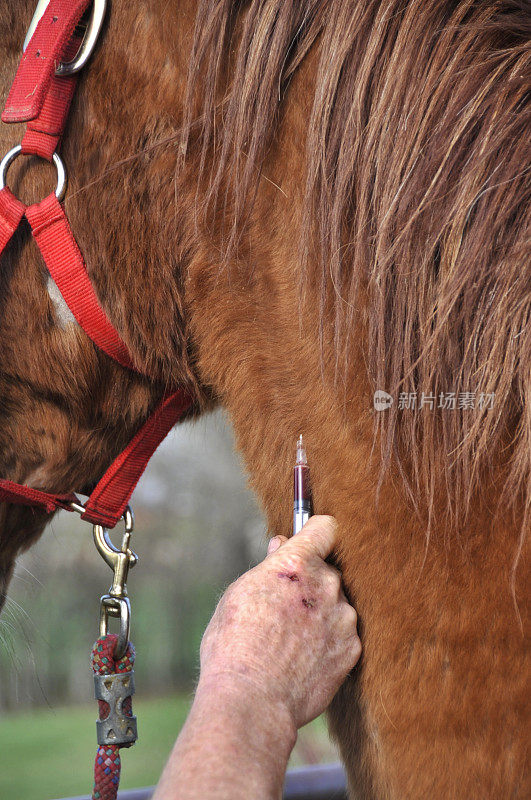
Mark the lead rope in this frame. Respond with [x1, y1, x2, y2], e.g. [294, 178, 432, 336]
[91, 635, 136, 800]
[91, 508, 138, 799]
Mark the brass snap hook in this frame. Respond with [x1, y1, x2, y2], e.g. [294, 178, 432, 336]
[94, 507, 137, 660]
[93, 506, 137, 600]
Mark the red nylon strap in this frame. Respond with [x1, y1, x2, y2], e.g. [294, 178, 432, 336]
[25, 194, 136, 371]
[2, 0, 91, 124]
[0, 188, 25, 252]
[21, 73, 76, 159]
[0, 389, 191, 526]
[21, 61, 78, 161]
[0, 480, 76, 514]
[81, 389, 193, 527]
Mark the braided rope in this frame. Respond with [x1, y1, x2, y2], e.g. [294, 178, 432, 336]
[91, 634, 135, 800]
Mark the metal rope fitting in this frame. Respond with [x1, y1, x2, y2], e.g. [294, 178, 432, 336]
[94, 670, 137, 747]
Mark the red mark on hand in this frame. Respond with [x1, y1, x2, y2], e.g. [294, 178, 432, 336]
[277, 572, 300, 582]
[302, 598, 316, 608]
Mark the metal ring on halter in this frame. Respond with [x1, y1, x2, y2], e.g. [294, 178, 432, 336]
[23, 0, 108, 77]
[0, 145, 67, 202]
[68, 498, 87, 515]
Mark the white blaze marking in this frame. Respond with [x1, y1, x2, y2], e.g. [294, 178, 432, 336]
[47, 274, 76, 328]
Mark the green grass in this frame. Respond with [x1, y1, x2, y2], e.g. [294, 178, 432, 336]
[0, 694, 192, 800]
[0, 695, 337, 800]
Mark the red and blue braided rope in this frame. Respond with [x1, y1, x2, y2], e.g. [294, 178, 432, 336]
[91, 634, 135, 800]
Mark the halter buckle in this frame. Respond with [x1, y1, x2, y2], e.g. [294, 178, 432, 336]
[24, 0, 108, 76]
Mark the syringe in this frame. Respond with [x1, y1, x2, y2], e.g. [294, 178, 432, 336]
[293, 434, 313, 535]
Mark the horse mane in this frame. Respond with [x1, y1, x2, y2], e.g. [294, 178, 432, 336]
[182, 0, 530, 538]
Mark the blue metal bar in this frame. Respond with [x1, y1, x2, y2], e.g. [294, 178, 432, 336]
[52, 762, 348, 800]
[284, 763, 348, 799]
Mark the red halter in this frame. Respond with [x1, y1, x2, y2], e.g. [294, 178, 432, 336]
[0, 0, 194, 528]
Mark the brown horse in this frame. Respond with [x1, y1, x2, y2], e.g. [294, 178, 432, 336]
[0, 1, 529, 797]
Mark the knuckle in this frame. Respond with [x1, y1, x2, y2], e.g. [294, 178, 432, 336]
[323, 568, 341, 594]
[343, 603, 358, 627]
[283, 551, 306, 574]
[350, 635, 362, 661]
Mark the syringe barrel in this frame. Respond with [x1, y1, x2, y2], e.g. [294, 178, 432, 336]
[293, 462, 312, 535]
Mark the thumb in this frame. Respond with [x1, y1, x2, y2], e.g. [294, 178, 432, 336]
[286, 515, 337, 560]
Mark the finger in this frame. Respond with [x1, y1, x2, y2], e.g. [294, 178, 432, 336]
[339, 599, 358, 631]
[286, 515, 338, 561]
[267, 535, 288, 556]
[337, 584, 350, 605]
[321, 563, 343, 595]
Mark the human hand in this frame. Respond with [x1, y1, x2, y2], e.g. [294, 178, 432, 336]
[197, 515, 361, 730]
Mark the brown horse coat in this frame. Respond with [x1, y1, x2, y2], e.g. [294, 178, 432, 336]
[0, 1, 529, 797]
